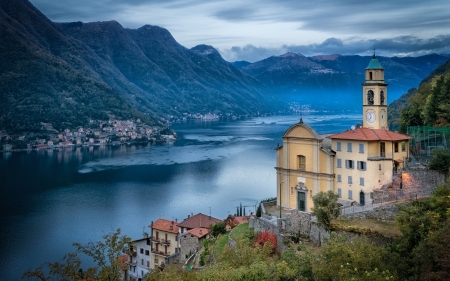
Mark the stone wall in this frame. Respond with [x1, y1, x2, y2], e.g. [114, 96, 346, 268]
[251, 207, 393, 247]
[179, 235, 201, 263]
[340, 203, 404, 221]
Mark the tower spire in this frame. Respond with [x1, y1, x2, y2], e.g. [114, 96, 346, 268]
[373, 48, 376, 58]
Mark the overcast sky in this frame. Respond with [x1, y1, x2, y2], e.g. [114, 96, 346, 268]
[29, 0, 450, 62]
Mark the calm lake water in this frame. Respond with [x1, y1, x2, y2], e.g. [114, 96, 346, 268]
[0, 114, 360, 280]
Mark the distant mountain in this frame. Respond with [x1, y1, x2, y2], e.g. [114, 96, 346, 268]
[0, 0, 279, 132]
[237, 53, 450, 110]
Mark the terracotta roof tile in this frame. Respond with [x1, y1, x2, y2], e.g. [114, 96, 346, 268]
[117, 255, 128, 271]
[328, 128, 410, 141]
[178, 213, 222, 229]
[150, 218, 178, 234]
[184, 227, 209, 238]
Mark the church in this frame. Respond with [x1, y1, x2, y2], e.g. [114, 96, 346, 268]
[275, 54, 411, 212]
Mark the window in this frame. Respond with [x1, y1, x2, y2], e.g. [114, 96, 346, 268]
[379, 164, 382, 170]
[348, 190, 353, 199]
[337, 175, 342, 182]
[345, 160, 354, 169]
[140, 248, 144, 254]
[337, 142, 341, 151]
[141, 259, 143, 265]
[145, 250, 149, 256]
[147, 260, 150, 267]
[146, 238, 150, 246]
[368, 90, 374, 105]
[357, 161, 366, 171]
[394, 142, 399, 153]
[347, 143, 352, 152]
[297, 155, 306, 170]
[348, 176, 353, 184]
[401, 142, 406, 152]
[337, 158, 342, 168]
[359, 144, 364, 153]
[338, 188, 342, 198]
[380, 90, 385, 105]
[360, 177, 364, 185]
[370, 192, 374, 199]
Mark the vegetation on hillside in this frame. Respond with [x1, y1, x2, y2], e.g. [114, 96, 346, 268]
[396, 59, 450, 133]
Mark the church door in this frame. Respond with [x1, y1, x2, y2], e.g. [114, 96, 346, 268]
[298, 192, 306, 212]
[360, 191, 365, 206]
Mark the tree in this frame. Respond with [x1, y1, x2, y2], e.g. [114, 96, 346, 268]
[413, 221, 450, 281]
[311, 191, 341, 232]
[256, 203, 262, 217]
[429, 149, 450, 174]
[211, 222, 226, 237]
[22, 229, 132, 281]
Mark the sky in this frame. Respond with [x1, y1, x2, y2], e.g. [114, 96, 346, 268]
[29, 0, 450, 62]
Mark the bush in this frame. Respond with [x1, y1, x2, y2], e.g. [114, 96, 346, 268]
[255, 231, 277, 252]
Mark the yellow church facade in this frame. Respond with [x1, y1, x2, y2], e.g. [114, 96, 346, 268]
[276, 55, 410, 212]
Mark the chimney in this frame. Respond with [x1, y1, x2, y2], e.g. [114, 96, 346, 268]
[191, 212, 193, 217]
[199, 229, 202, 235]
[151, 221, 153, 227]
[188, 215, 190, 218]
[170, 225, 173, 230]
[175, 218, 177, 223]
[171, 221, 174, 225]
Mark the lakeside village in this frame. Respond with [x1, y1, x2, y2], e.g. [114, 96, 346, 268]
[0, 118, 178, 152]
[0, 107, 319, 153]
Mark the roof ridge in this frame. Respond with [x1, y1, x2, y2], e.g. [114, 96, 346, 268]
[370, 128, 381, 140]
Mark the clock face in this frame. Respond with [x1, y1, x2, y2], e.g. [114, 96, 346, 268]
[366, 111, 376, 123]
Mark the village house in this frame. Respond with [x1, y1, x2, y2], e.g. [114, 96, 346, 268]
[276, 54, 410, 212]
[149, 219, 179, 271]
[179, 227, 209, 263]
[128, 235, 151, 280]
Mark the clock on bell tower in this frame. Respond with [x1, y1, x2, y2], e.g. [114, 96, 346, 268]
[362, 52, 388, 130]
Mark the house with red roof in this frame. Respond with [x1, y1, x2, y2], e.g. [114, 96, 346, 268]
[179, 227, 209, 263]
[275, 54, 410, 212]
[149, 218, 179, 271]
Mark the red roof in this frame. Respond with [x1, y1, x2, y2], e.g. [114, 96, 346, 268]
[150, 218, 179, 234]
[117, 255, 128, 271]
[328, 128, 410, 141]
[185, 227, 209, 238]
[178, 213, 222, 229]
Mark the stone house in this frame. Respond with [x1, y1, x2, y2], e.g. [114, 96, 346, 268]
[179, 227, 209, 263]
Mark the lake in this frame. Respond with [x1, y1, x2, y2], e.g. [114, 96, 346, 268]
[0, 114, 360, 280]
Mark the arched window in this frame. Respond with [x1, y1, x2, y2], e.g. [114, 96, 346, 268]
[367, 90, 374, 105]
[297, 155, 306, 170]
[369, 71, 373, 80]
[380, 90, 385, 105]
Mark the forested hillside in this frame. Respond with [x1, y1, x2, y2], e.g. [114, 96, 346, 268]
[397, 59, 450, 133]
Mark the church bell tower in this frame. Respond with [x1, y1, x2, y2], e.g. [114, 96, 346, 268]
[362, 52, 388, 130]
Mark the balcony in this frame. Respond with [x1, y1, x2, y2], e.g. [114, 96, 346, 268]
[368, 152, 392, 161]
[160, 239, 171, 246]
[151, 249, 171, 257]
[150, 236, 160, 243]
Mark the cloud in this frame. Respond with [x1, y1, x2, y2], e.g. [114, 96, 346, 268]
[220, 35, 450, 62]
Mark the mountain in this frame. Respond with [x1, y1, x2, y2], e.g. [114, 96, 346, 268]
[0, 0, 279, 132]
[237, 53, 450, 110]
[0, 0, 153, 132]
